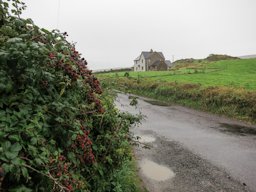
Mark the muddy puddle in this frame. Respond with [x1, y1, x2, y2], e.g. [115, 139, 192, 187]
[140, 159, 175, 181]
[219, 123, 256, 135]
[137, 135, 156, 143]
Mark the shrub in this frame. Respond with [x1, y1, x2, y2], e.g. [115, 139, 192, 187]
[0, 1, 140, 191]
[205, 54, 239, 61]
[124, 72, 129, 78]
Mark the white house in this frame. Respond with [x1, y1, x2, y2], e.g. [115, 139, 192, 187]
[134, 49, 172, 71]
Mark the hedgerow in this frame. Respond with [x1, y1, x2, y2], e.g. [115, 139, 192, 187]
[101, 77, 256, 123]
[0, 1, 140, 191]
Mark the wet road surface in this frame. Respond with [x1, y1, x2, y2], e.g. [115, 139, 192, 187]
[115, 93, 256, 192]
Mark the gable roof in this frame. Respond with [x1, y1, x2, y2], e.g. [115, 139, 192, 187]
[157, 52, 165, 59]
[134, 51, 165, 61]
[141, 52, 151, 59]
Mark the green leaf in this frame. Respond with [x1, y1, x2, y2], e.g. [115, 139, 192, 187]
[0, 50, 9, 58]
[10, 143, 22, 152]
[0, 131, 5, 139]
[71, 133, 77, 141]
[59, 87, 65, 97]
[14, 19, 24, 27]
[49, 140, 56, 145]
[5, 151, 18, 160]
[30, 137, 37, 145]
[0, 156, 8, 162]
[28, 145, 37, 156]
[3, 141, 11, 150]
[67, 152, 76, 163]
[57, 53, 64, 60]
[55, 117, 64, 123]
[21, 167, 29, 178]
[92, 145, 98, 151]
[7, 37, 23, 43]
[2, 163, 14, 173]
[98, 169, 104, 176]
[8, 135, 20, 142]
[34, 158, 43, 165]
[11, 157, 23, 165]
[41, 28, 50, 34]
[31, 42, 39, 49]
[19, 34, 30, 39]
[106, 156, 113, 164]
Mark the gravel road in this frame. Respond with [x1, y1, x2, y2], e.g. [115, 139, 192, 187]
[115, 93, 256, 192]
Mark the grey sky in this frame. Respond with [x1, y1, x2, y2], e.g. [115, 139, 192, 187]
[22, 0, 256, 70]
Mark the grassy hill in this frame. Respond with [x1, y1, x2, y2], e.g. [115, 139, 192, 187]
[98, 58, 256, 90]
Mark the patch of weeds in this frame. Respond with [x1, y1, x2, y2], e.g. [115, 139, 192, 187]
[111, 159, 147, 192]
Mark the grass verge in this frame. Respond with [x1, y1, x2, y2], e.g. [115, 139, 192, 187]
[111, 157, 147, 192]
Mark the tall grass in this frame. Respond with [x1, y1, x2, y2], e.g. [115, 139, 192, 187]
[110, 159, 146, 192]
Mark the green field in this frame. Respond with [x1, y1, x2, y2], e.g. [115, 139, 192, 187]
[98, 58, 256, 90]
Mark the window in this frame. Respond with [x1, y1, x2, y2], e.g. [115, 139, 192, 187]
[142, 66, 144, 70]
[142, 59, 143, 63]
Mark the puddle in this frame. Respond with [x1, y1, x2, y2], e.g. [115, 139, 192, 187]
[137, 135, 156, 143]
[219, 123, 256, 135]
[140, 159, 175, 181]
[144, 99, 170, 106]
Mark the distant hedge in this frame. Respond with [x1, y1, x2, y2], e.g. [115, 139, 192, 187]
[205, 54, 239, 61]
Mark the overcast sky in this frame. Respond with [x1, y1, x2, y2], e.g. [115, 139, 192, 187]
[22, 0, 256, 70]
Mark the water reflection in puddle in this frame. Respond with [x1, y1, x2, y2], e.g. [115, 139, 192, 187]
[138, 135, 156, 143]
[140, 159, 175, 181]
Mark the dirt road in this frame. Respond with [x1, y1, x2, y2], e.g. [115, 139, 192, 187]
[115, 93, 256, 192]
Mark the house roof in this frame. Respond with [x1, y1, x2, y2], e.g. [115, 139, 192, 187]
[134, 50, 165, 60]
[156, 52, 165, 59]
[141, 52, 151, 59]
